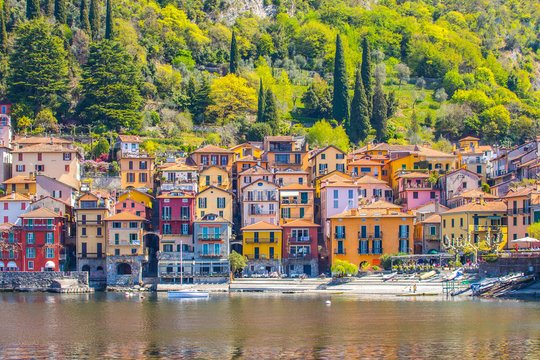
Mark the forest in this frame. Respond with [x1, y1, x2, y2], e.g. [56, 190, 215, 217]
[0, 0, 539, 153]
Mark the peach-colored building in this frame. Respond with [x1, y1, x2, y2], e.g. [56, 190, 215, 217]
[503, 187, 532, 245]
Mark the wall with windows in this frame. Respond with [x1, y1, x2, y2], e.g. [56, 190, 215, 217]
[242, 230, 283, 261]
[241, 180, 279, 227]
[196, 187, 233, 222]
[18, 215, 63, 272]
[105, 220, 145, 256]
[119, 157, 155, 190]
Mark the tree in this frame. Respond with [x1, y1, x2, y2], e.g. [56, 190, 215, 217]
[8, 20, 70, 115]
[229, 30, 238, 75]
[79, 40, 142, 130]
[361, 37, 373, 116]
[256, 79, 265, 122]
[331, 259, 358, 277]
[263, 88, 279, 134]
[332, 34, 349, 124]
[348, 67, 370, 143]
[302, 75, 333, 119]
[229, 251, 247, 279]
[89, 0, 99, 39]
[374, 63, 386, 85]
[442, 70, 464, 97]
[308, 120, 350, 151]
[416, 77, 426, 89]
[34, 108, 59, 132]
[79, 0, 91, 34]
[54, 0, 66, 24]
[386, 91, 397, 119]
[105, 0, 114, 40]
[371, 81, 388, 141]
[92, 137, 110, 158]
[192, 76, 212, 124]
[434, 88, 448, 103]
[246, 122, 272, 142]
[45, 0, 54, 17]
[205, 74, 256, 123]
[394, 63, 410, 88]
[0, 7, 6, 55]
[26, 0, 40, 20]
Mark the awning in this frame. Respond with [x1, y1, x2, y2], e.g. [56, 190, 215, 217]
[45, 261, 56, 269]
[7, 261, 17, 268]
[487, 216, 501, 220]
[280, 191, 299, 197]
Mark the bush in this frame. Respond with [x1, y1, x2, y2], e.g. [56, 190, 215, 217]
[372, 265, 380, 271]
[331, 259, 358, 277]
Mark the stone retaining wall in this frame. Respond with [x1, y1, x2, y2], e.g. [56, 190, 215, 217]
[479, 256, 540, 276]
[0, 271, 89, 291]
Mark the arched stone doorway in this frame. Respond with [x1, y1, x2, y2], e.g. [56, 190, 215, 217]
[117, 263, 132, 275]
[82, 265, 91, 273]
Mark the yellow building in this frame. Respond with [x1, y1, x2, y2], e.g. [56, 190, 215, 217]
[104, 212, 147, 256]
[440, 200, 508, 249]
[458, 136, 480, 150]
[3, 175, 36, 196]
[75, 191, 114, 275]
[199, 166, 231, 191]
[279, 184, 315, 224]
[230, 143, 263, 161]
[241, 221, 282, 275]
[196, 186, 233, 221]
[118, 189, 154, 209]
[329, 204, 415, 267]
[309, 145, 347, 182]
[119, 155, 155, 190]
[314, 171, 352, 198]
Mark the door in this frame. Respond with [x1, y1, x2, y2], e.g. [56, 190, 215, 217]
[254, 247, 259, 259]
[81, 243, 87, 258]
[97, 243, 102, 258]
[303, 265, 312, 276]
[269, 247, 274, 259]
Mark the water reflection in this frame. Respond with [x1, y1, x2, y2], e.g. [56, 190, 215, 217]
[0, 293, 538, 359]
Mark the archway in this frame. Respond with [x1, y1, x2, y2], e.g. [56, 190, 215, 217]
[117, 263, 132, 275]
[81, 265, 91, 273]
[143, 233, 160, 277]
[96, 266, 104, 272]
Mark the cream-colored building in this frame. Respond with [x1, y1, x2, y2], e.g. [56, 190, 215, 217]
[104, 212, 147, 256]
[241, 179, 279, 227]
[196, 186, 234, 222]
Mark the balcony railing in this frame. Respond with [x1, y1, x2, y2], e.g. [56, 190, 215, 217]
[197, 235, 224, 242]
[288, 253, 312, 259]
[161, 215, 191, 221]
[473, 225, 501, 232]
[199, 253, 223, 258]
[244, 254, 276, 260]
[507, 208, 529, 216]
[109, 240, 141, 246]
[280, 199, 310, 205]
[23, 225, 55, 230]
[248, 209, 276, 215]
[244, 237, 277, 244]
[335, 233, 345, 239]
[424, 234, 440, 241]
[78, 252, 104, 259]
[358, 232, 383, 239]
[358, 248, 383, 255]
[288, 236, 312, 243]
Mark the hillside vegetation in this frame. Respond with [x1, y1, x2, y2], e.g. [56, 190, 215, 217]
[0, 0, 539, 151]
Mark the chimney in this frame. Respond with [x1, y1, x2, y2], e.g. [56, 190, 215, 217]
[350, 208, 357, 216]
[435, 199, 439, 214]
[11, 192, 15, 199]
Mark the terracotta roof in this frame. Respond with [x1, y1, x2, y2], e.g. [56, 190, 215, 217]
[191, 145, 233, 154]
[355, 175, 388, 185]
[369, 143, 418, 152]
[229, 143, 259, 151]
[363, 200, 402, 210]
[459, 136, 480, 141]
[157, 191, 194, 199]
[13, 136, 72, 145]
[194, 214, 231, 224]
[239, 165, 272, 176]
[318, 171, 352, 182]
[0, 193, 31, 201]
[279, 184, 314, 190]
[459, 145, 493, 154]
[503, 187, 533, 199]
[441, 201, 507, 214]
[104, 211, 147, 221]
[423, 214, 441, 223]
[281, 219, 320, 227]
[119, 189, 155, 199]
[11, 143, 79, 153]
[457, 189, 498, 199]
[349, 158, 383, 166]
[3, 175, 36, 184]
[321, 180, 357, 188]
[117, 134, 142, 143]
[309, 145, 346, 160]
[161, 163, 198, 172]
[415, 146, 455, 158]
[197, 185, 233, 196]
[236, 155, 262, 163]
[330, 208, 412, 218]
[0, 223, 15, 231]
[411, 201, 449, 211]
[265, 136, 293, 142]
[32, 195, 72, 208]
[241, 221, 282, 231]
[396, 172, 430, 179]
[19, 207, 62, 218]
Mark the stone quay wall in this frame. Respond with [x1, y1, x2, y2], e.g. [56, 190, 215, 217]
[0, 271, 89, 291]
[479, 256, 540, 276]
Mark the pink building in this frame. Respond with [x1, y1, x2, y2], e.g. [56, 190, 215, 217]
[0, 103, 11, 147]
[397, 172, 439, 211]
[356, 175, 393, 204]
[115, 198, 151, 221]
[320, 179, 361, 239]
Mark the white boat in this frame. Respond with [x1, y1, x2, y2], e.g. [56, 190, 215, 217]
[168, 290, 209, 299]
[443, 268, 463, 282]
[383, 272, 398, 281]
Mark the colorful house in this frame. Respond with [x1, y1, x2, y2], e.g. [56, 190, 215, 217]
[196, 186, 233, 222]
[199, 165, 231, 191]
[420, 214, 442, 254]
[35, 174, 77, 206]
[241, 221, 282, 275]
[456, 136, 494, 183]
[114, 198, 151, 220]
[313, 171, 352, 198]
[192, 213, 231, 277]
[281, 219, 319, 277]
[159, 161, 198, 193]
[348, 158, 384, 179]
[446, 189, 499, 209]
[309, 145, 347, 181]
[274, 168, 309, 188]
[241, 179, 279, 227]
[320, 177, 361, 240]
[114, 134, 142, 159]
[329, 205, 415, 268]
[1, 192, 30, 224]
[119, 154, 155, 190]
[3, 174, 36, 196]
[18, 208, 64, 271]
[503, 187, 532, 247]
[230, 143, 263, 161]
[0, 222, 19, 271]
[263, 136, 309, 172]
[396, 172, 439, 211]
[279, 184, 315, 224]
[356, 175, 393, 204]
[118, 189, 154, 209]
[237, 165, 273, 198]
[0, 144, 12, 186]
[439, 168, 481, 207]
[188, 145, 234, 172]
[0, 103, 12, 147]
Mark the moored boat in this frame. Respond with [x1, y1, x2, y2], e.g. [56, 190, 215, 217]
[168, 290, 209, 299]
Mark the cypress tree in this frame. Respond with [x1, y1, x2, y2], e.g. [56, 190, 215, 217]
[371, 81, 388, 141]
[348, 67, 370, 143]
[186, 76, 196, 111]
[332, 34, 349, 124]
[45, 0, 54, 17]
[89, 0, 99, 39]
[263, 88, 279, 134]
[54, 0, 66, 24]
[0, 8, 7, 55]
[256, 79, 265, 122]
[26, 0, 40, 20]
[105, 0, 114, 40]
[80, 0, 91, 34]
[229, 31, 238, 75]
[361, 37, 373, 117]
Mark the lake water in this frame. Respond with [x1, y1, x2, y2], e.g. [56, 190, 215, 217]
[0, 292, 538, 359]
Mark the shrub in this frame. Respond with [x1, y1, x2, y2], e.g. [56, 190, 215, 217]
[331, 259, 358, 277]
[372, 265, 380, 271]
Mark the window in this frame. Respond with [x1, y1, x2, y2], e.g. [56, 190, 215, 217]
[3, 203, 7, 210]
[430, 226, 436, 236]
[269, 232, 275, 243]
[129, 233, 138, 243]
[115, 233, 119, 244]
[298, 177, 303, 185]
[65, 165, 70, 172]
[201, 156, 209, 165]
[81, 227, 87, 236]
[476, 165, 482, 174]
[211, 155, 218, 165]
[336, 153, 345, 159]
[131, 248, 137, 254]
[319, 163, 328, 174]
[333, 190, 339, 199]
[217, 197, 226, 209]
[413, 192, 419, 199]
[451, 219, 455, 227]
[204, 176, 210, 186]
[443, 220, 446, 228]
[26, 248, 35, 259]
[513, 217, 517, 226]
[28, 261, 34, 270]
[162, 224, 171, 235]
[113, 222, 122, 229]
[431, 192, 436, 199]
[139, 161, 147, 170]
[321, 153, 326, 160]
[127, 173, 135, 183]
[217, 175, 222, 185]
[63, 153, 71, 161]
[129, 222, 138, 229]
[97, 215, 102, 224]
[37, 153, 42, 161]
[162, 207, 171, 220]
[221, 155, 228, 166]
[348, 190, 354, 199]
[399, 239, 409, 254]
[360, 167, 371, 173]
[45, 248, 55, 259]
[163, 244, 173, 252]
[26, 233, 35, 244]
[333, 200, 339, 209]
[129, 161, 133, 170]
[139, 173, 147, 183]
[460, 218, 463, 227]
[16, 165, 25, 172]
[115, 249, 120, 255]
[198, 197, 207, 209]
[182, 223, 189, 235]
[358, 240, 369, 254]
[269, 246, 275, 259]
[335, 226, 345, 239]
[336, 164, 345, 172]
[372, 240, 382, 254]
[18, 153, 23, 161]
[97, 227, 102, 236]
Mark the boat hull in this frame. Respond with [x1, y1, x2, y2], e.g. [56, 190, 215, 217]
[168, 291, 209, 299]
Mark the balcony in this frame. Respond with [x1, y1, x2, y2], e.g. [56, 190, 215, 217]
[77, 252, 104, 259]
[244, 237, 277, 244]
[248, 209, 276, 216]
[335, 233, 346, 239]
[244, 254, 276, 260]
[288, 253, 312, 259]
[424, 234, 441, 242]
[473, 225, 501, 232]
[24, 225, 55, 230]
[288, 236, 312, 243]
[507, 208, 529, 216]
[199, 253, 223, 258]
[161, 215, 191, 221]
[358, 248, 383, 255]
[334, 249, 346, 255]
[403, 183, 433, 190]
[281, 199, 310, 205]
[358, 232, 383, 240]
[197, 235, 224, 242]
[109, 240, 141, 246]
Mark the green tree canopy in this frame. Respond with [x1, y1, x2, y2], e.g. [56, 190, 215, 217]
[26, 0, 40, 20]
[105, 0, 114, 40]
[262, 88, 279, 134]
[307, 119, 350, 151]
[205, 74, 256, 123]
[348, 67, 370, 144]
[54, 0, 66, 24]
[229, 30, 238, 75]
[361, 37, 373, 116]
[371, 81, 388, 141]
[256, 79, 265, 122]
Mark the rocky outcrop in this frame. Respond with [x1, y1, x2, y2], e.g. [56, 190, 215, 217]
[217, 0, 276, 24]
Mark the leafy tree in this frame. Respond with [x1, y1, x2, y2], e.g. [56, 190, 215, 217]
[229, 251, 247, 279]
[432, 136, 453, 153]
[8, 20, 69, 115]
[92, 137, 110, 158]
[45, 0, 53, 17]
[54, 0, 66, 24]
[331, 259, 358, 277]
[301, 75, 333, 119]
[26, 0, 40, 20]
[89, 0, 99, 39]
[105, 0, 114, 40]
[361, 37, 372, 117]
[308, 120, 350, 151]
[34, 108, 58, 132]
[79, 40, 142, 130]
[442, 70, 464, 97]
[480, 105, 510, 143]
[348, 67, 370, 143]
[424, 111, 433, 127]
[0, 6, 6, 55]
[332, 34, 349, 124]
[205, 74, 256, 123]
[79, 0, 91, 34]
[434, 88, 448, 103]
[192, 76, 212, 124]
[229, 30, 238, 75]
[246, 122, 272, 142]
[374, 63, 386, 85]
[371, 81, 387, 140]
[256, 79, 265, 122]
[394, 63, 410, 88]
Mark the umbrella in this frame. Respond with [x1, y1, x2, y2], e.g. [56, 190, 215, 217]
[511, 237, 540, 243]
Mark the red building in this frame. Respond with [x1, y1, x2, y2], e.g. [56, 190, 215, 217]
[17, 208, 64, 272]
[0, 223, 21, 271]
[281, 219, 319, 277]
[114, 198, 151, 221]
[157, 191, 196, 253]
